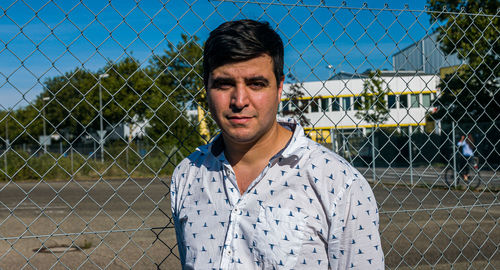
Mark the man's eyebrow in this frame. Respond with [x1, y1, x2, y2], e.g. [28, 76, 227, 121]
[210, 77, 235, 85]
[245, 76, 269, 83]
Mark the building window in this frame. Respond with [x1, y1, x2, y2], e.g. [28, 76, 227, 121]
[311, 98, 319, 112]
[399, 126, 410, 135]
[331, 98, 340, 111]
[410, 94, 419, 108]
[321, 98, 329, 112]
[342, 97, 351, 111]
[291, 99, 299, 110]
[399, 94, 408, 108]
[354, 96, 363, 110]
[388, 95, 396, 108]
[422, 94, 431, 107]
[282, 101, 290, 112]
[299, 100, 308, 113]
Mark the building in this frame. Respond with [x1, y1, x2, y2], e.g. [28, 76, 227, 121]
[281, 31, 462, 144]
[392, 31, 462, 74]
[280, 71, 439, 144]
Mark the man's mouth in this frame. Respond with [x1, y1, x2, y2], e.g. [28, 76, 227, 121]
[227, 115, 253, 124]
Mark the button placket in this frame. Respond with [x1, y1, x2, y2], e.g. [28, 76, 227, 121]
[222, 205, 240, 265]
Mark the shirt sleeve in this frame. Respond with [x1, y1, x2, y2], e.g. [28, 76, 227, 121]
[170, 166, 187, 265]
[327, 175, 384, 269]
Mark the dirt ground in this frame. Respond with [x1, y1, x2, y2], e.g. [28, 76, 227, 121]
[0, 178, 498, 269]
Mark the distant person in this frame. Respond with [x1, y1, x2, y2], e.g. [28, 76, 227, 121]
[457, 134, 475, 181]
[171, 19, 384, 269]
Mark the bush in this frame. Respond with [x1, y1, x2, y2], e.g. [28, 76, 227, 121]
[0, 142, 185, 181]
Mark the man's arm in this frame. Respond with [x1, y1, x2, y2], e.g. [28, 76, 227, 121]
[457, 135, 465, 147]
[170, 167, 186, 265]
[327, 175, 384, 269]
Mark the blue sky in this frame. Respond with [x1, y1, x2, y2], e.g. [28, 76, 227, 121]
[0, 0, 435, 110]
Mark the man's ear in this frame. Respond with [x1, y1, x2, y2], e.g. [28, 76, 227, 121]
[277, 76, 285, 100]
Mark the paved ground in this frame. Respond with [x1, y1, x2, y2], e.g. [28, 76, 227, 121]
[358, 166, 500, 190]
[0, 173, 498, 269]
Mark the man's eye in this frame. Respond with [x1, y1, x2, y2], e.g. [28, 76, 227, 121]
[213, 82, 232, 90]
[249, 82, 266, 89]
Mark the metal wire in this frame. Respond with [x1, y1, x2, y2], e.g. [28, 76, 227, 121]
[0, 0, 498, 269]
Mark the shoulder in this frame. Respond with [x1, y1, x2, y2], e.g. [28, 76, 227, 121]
[305, 139, 361, 179]
[172, 144, 213, 182]
[301, 138, 369, 198]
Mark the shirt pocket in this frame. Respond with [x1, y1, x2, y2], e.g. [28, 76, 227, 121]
[251, 206, 307, 269]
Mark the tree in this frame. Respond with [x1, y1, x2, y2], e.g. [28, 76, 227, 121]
[5, 34, 215, 152]
[147, 34, 211, 149]
[149, 34, 204, 108]
[38, 57, 154, 141]
[428, 0, 500, 124]
[281, 73, 310, 126]
[355, 70, 390, 126]
[1, 100, 49, 145]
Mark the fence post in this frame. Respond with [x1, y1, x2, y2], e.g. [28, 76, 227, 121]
[93, 140, 96, 161]
[371, 129, 376, 183]
[71, 146, 74, 174]
[330, 128, 335, 152]
[409, 127, 413, 186]
[4, 110, 8, 177]
[452, 122, 457, 188]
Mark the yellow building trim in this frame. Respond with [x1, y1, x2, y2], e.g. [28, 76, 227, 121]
[303, 122, 425, 131]
[281, 90, 437, 101]
[304, 123, 425, 143]
[387, 90, 436, 96]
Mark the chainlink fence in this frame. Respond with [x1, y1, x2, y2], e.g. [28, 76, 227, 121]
[0, 0, 499, 269]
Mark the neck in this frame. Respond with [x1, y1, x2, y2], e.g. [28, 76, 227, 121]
[223, 122, 292, 167]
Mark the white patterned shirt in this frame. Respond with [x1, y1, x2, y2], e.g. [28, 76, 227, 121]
[171, 119, 384, 269]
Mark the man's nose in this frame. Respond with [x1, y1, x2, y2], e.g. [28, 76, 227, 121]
[230, 83, 249, 110]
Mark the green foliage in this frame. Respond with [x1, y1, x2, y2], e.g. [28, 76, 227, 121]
[428, 0, 500, 123]
[0, 33, 214, 181]
[0, 150, 87, 181]
[100, 57, 155, 126]
[355, 70, 390, 126]
[149, 34, 204, 107]
[38, 57, 155, 137]
[146, 34, 210, 148]
[0, 143, 182, 182]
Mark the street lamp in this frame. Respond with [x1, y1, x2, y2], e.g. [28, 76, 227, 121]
[326, 64, 334, 80]
[42, 96, 50, 154]
[98, 73, 109, 162]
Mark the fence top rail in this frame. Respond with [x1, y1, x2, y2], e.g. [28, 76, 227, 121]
[215, 0, 500, 17]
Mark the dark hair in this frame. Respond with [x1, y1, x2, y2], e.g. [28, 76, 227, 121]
[203, 19, 284, 89]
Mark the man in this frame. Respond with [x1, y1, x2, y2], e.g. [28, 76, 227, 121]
[457, 134, 475, 181]
[171, 19, 384, 269]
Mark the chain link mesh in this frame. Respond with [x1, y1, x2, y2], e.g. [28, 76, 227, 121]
[0, 0, 498, 269]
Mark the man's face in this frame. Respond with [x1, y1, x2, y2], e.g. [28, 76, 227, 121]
[207, 54, 283, 145]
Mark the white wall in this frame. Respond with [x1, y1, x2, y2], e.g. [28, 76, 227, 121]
[281, 75, 439, 130]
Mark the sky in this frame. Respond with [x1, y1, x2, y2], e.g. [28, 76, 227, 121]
[0, 0, 436, 110]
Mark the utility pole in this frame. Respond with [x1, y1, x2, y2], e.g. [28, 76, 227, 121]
[98, 73, 109, 162]
[4, 109, 9, 176]
[42, 97, 50, 154]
